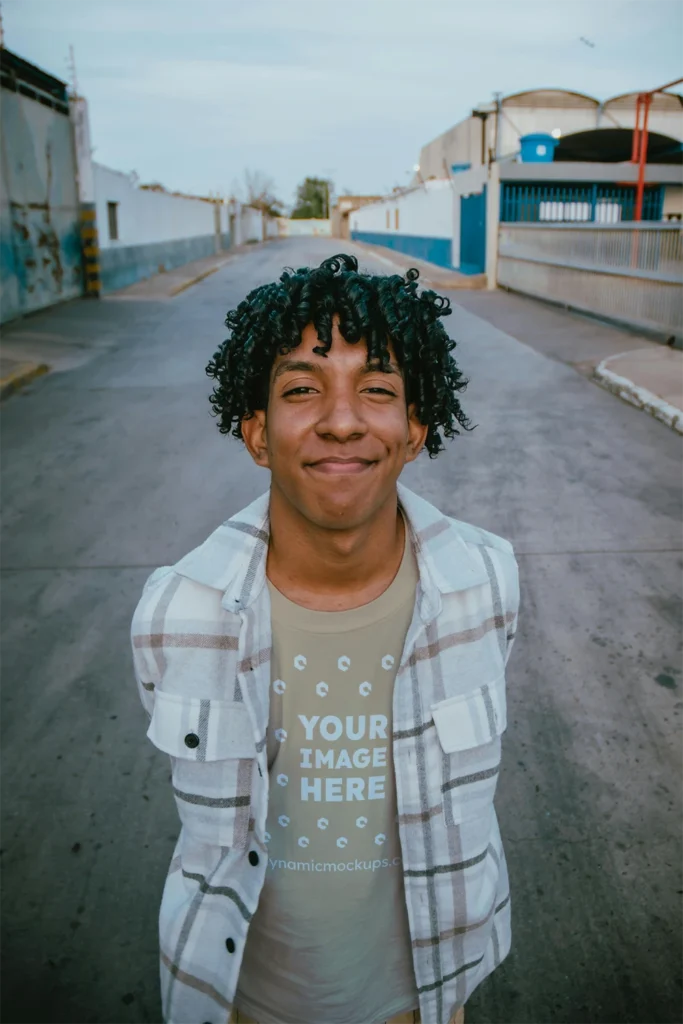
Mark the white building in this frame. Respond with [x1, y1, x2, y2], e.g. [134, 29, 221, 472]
[349, 86, 683, 282]
[414, 89, 683, 181]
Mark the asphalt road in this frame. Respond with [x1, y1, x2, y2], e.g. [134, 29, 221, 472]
[1, 238, 681, 1024]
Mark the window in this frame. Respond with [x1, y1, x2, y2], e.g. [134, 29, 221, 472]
[107, 202, 119, 241]
[395, 208, 399, 230]
[386, 210, 390, 229]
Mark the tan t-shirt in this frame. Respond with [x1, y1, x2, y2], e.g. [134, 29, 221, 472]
[236, 522, 420, 1024]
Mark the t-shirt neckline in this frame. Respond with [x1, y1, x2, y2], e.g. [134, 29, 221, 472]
[266, 512, 417, 634]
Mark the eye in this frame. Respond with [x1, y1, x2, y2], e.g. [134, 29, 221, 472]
[282, 386, 316, 397]
[363, 387, 396, 396]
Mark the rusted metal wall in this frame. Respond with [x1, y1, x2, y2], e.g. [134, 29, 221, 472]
[0, 83, 82, 323]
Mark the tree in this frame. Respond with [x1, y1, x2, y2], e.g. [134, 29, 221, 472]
[291, 177, 333, 219]
[240, 169, 284, 218]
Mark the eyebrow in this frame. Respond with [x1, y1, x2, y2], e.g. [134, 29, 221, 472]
[272, 358, 402, 382]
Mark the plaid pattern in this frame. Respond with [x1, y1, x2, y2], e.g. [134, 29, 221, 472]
[131, 483, 519, 1024]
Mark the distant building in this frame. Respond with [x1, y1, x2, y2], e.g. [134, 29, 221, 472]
[350, 86, 683, 280]
[331, 195, 384, 239]
[414, 88, 683, 182]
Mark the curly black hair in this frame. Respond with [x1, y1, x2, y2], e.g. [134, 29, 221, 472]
[206, 253, 474, 457]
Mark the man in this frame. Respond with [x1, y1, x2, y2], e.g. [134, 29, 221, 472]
[131, 253, 519, 1024]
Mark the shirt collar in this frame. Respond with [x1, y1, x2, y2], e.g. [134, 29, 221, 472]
[172, 482, 489, 620]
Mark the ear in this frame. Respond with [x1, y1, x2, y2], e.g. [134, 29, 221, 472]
[241, 410, 270, 468]
[405, 404, 428, 463]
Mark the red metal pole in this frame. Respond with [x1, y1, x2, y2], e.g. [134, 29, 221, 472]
[630, 93, 642, 163]
[648, 75, 683, 94]
[634, 93, 652, 221]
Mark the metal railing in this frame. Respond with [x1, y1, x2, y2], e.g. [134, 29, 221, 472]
[500, 183, 664, 223]
[497, 223, 683, 336]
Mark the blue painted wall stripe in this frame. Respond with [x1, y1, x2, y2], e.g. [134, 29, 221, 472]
[99, 234, 227, 294]
[350, 231, 453, 270]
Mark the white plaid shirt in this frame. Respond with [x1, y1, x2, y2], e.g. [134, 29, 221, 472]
[131, 482, 520, 1024]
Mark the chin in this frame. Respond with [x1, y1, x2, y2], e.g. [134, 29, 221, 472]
[307, 492, 376, 528]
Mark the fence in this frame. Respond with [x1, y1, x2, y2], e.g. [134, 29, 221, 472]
[500, 183, 664, 223]
[497, 223, 683, 337]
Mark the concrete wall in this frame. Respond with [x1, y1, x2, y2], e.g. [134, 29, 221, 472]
[0, 87, 82, 322]
[417, 118, 494, 179]
[94, 164, 221, 248]
[349, 174, 492, 273]
[99, 236, 221, 292]
[229, 206, 279, 244]
[331, 197, 383, 239]
[93, 163, 228, 292]
[265, 217, 279, 239]
[277, 218, 331, 237]
[497, 222, 683, 337]
[235, 205, 263, 244]
[350, 181, 455, 268]
[70, 96, 95, 203]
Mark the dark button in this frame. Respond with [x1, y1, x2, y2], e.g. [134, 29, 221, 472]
[184, 732, 200, 749]
[225, 937, 236, 954]
[248, 851, 259, 867]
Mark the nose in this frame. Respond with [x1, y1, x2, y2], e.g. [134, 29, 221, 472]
[314, 385, 368, 443]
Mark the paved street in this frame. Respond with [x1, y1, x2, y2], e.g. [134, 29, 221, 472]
[1, 238, 681, 1024]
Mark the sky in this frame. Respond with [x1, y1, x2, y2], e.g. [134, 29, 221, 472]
[3, 0, 682, 211]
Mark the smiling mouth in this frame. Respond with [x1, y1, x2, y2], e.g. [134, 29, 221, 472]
[307, 459, 376, 475]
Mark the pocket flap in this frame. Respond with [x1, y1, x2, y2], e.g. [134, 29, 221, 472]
[147, 689, 256, 761]
[430, 674, 507, 754]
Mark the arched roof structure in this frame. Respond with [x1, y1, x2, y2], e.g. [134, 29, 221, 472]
[502, 88, 599, 109]
[604, 91, 683, 111]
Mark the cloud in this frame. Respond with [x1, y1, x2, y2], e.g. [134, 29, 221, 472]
[3, 0, 681, 201]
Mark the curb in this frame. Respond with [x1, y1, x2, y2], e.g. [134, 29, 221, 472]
[351, 241, 487, 291]
[169, 257, 233, 297]
[593, 362, 683, 434]
[0, 361, 50, 401]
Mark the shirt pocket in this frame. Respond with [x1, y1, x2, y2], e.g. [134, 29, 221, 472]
[147, 689, 257, 849]
[430, 673, 507, 827]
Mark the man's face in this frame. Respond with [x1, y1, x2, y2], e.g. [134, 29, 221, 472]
[242, 318, 428, 530]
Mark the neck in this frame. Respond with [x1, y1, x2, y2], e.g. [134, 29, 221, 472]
[266, 485, 405, 612]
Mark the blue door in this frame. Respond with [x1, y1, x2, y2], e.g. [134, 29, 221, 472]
[460, 187, 487, 275]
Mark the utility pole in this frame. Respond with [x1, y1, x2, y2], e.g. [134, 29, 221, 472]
[493, 92, 502, 162]
[322, 168, 334, 220]
[472, 110, 490, 167]
[67, 44, 79, 96]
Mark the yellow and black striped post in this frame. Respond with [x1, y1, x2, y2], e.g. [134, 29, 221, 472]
[80, 203, 101, 297]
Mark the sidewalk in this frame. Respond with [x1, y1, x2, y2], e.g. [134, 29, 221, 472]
[108, 250, 235, 300]
[0, 245, 268, 398]
[351, 240, 486, 290]
[453, 289, 683, 434]
[0, 357, 49, 400]
[593, 346, 683, 433]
